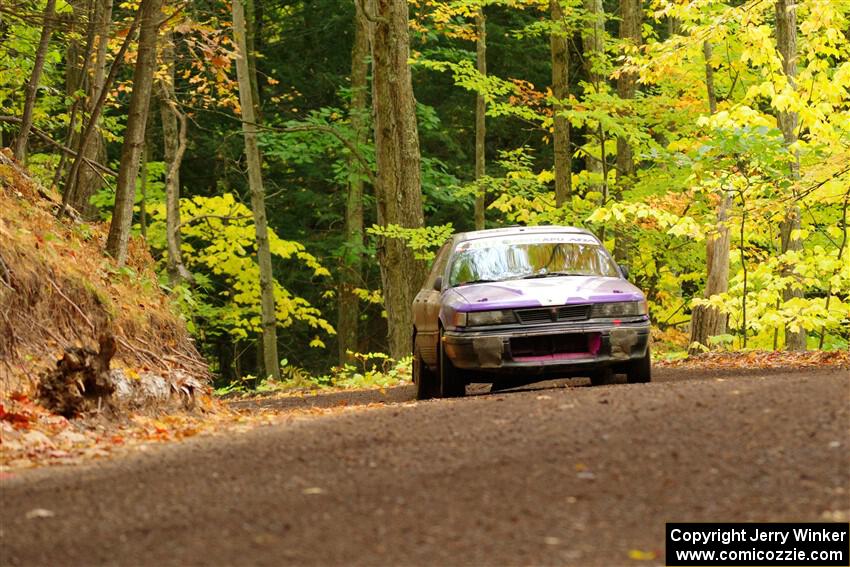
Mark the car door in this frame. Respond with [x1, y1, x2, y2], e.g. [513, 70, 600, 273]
[413, 242, 451, 368]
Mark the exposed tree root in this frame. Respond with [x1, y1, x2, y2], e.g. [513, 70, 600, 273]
[38, 335, 117, 418]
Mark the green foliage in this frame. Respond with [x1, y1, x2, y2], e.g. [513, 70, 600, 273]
[260, 107, 374, 187]
[324, 353, 412, 390]
[367, 223, 455, 261]
[90, 162, 166, 218]
[215, 353, 412, 394]
[146, 193, 335, 343]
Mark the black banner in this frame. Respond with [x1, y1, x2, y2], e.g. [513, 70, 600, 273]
[666, 523, 849, 566]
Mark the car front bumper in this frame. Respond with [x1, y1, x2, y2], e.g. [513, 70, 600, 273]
[443, 318, 650, 375]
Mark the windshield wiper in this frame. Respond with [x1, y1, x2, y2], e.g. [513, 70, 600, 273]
[455, 278, 501, 287]
[519, 271, 586, 280]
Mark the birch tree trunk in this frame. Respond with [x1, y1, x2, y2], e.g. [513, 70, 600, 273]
[105, 0, 161, 263]
[372, 0, 428, 360]
[13, 0, 57, 162]
[233, 0, 281, 380]
[474, 7, 487, 229]
[549, 0, 571, 207]
[775, 0, 806, 351]
[337, 0, 372, 364]
[689, 40, 730, 353]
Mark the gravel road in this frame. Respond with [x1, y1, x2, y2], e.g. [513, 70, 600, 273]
[1, 367, 848, 566]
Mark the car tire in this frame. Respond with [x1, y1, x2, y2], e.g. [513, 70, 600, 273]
[590, 367, 616, 386]
[413, 346, 439, 400]
[439, 329, 466, 398]
[626, 347, 652, 384]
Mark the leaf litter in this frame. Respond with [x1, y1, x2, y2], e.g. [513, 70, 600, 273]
[656, 350, 849, 370]
[1, 392, 394, 474]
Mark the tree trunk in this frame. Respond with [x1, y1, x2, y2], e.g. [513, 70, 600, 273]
[779, 207, 805, 348]
[90, 0, 113, 106]
[775, 0, 799, 164]
[50, 0, 88, 194]
[689, 194, 731, 353]
[14, 0, 57, 162]
[62, 3, 138, 218]
[233, 0, 280, 380]
[689, 39, 730, 354]
[337, 0, 372, 365]
[65, 0, 112, 216]
[667, 16, 680, 37]
[582, 0, 604, 195]
[614, 0, 640, 261]
[158, 29, 192, 285]
[372, 0, 428, 360]
[162, 95, 191, 285]
[703, 41, 717, 115]
[549, 0, 571, 208]
[139, 133, 148, 239]
[245, 0, 262, 120]
[63, 0, 92, 113]
[105, 0, 162, 263]
[582, 0, 604, 92]
[614, 0, 639, 183]
[55, 0, 90, 194]
[774, 0, 806, 351]
[474, 7, 486, 229]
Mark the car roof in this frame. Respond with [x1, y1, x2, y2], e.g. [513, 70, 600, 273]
[452, 225, 597, 244]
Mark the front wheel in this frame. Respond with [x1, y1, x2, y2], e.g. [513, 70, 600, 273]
[413, 346, 439, 400]
[626, 347, 652, 384]
[439, 330, 466, 398]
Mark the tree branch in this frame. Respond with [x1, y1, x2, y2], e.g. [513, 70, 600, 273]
[0, 115, 117, 177]
[48, 275, 95, 331]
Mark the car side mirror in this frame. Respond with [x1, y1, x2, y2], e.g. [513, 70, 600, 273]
[433, 276, 443, 291]
[619, 264, 630, 279]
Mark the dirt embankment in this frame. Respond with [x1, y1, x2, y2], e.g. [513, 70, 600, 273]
[0, 150, 209, 413]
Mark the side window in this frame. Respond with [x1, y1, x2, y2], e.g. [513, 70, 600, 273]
[425, 243, 452, 291]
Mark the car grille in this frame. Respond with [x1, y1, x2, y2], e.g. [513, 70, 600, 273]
[515, 304, 590, 325]
[510, 332, 599, 360]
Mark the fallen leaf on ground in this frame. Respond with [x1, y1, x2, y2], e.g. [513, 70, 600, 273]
[25, 508, 55, 519]
[628, 549, 657, 561]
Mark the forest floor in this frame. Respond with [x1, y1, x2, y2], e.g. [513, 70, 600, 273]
[1, 365, 848, 566]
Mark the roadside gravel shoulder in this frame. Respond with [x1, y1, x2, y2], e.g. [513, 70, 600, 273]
[1, 367, 847, 566]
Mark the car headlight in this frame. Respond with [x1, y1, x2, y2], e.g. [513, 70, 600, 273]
[591, 300, 647, 318]
[465, 310, 516, 327]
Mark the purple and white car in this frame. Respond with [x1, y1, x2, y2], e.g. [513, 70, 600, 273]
[411, 226, 651, 399]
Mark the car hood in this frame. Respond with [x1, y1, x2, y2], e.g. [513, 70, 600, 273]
[447, 276, 644, 312]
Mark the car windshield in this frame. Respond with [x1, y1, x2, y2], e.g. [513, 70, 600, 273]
[448, 234, 619, 287]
